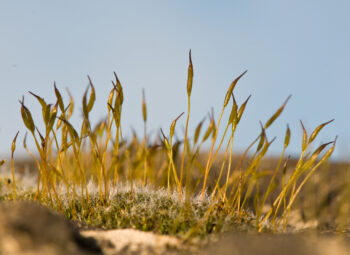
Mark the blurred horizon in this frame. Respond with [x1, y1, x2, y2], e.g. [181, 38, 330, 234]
[1, 1, 350, 161]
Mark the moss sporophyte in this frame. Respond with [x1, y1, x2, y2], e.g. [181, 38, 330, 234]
[5, 51, 336, 237]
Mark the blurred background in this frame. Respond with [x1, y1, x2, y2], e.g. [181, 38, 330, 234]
[0, 0, 349, 160]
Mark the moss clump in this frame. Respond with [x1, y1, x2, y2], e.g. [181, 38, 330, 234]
[0, 178, 268, 238]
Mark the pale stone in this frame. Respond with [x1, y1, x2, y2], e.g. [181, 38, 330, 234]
[81, 229, 182, 255]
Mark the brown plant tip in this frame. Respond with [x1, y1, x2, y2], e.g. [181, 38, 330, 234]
[54, 82, 65, 113]
[264, 95, 291, 129]
[19, 97, 35, 133]
[187, 49, 193, 96]
[308, 118, 335, 144]
[284, 124, 291, 148]
[142, 88, 147, 122]
[11, 131, 19, 154]
[224, 70, 248, 107]
[300, 120, 308, 151]
[170, 112, 185, 138]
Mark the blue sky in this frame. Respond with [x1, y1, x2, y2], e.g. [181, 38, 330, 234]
[0, 1, 349, 160]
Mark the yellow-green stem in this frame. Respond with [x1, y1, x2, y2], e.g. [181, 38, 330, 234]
[201, 106, 226, 200]
[143, 121, 148, 186]
[11, 153, 16, 200]
[179, 96, 191, 201]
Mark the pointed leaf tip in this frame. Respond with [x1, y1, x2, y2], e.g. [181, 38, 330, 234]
[187, 50, 194, 96]
[170, 112, 184, 138]
[308, 119, 335, 144]
[224, 70, 248, 107]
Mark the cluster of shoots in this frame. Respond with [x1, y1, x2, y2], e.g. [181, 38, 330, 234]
[12, 51, 336, 233]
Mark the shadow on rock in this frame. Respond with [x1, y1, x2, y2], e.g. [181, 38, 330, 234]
[0, 200, 102, 255]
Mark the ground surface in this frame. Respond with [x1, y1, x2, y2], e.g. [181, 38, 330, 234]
[1, 158, 350, 254]
[1, 200, 350, 255]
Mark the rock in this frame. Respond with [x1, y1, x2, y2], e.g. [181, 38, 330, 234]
[0, 201, 102, 255]
[81, 229, 182, 255]
[196, 232, 350, 255]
